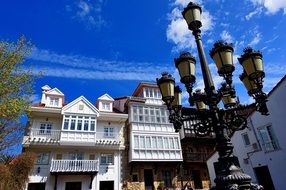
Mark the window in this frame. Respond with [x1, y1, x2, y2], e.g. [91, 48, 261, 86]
[132, 174, 139, 182]
[49, 97, 59, 106]
[69, 152, 83, 160]
[70, 119, 76, 130]
[163, 170, 172, 187]
[242, 133, 251, 146]
[100, 154, 113, 165]
[64, 117, 69, 130]
[134, 136, 139, 148]
[89, 154, 95, 160]
[258, 125, 279, 152]
[39, 123, 52, 134]
[131, 106, 169, 124]
[90, 120, 95, 131]
[104, 127, 114, 137]
[62, 115, 96, 131]
[36, 153, 50, 165]
[102, 102, 111, 110]
[84, 120, 89, 131]
[77, 118, 82, 130]
[145, 88, 161, 99]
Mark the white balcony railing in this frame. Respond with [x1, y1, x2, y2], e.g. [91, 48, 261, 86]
[50, 160, 99, 173]
[30, 129, 61, 141]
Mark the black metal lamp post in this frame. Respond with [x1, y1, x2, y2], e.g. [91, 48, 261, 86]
[157, 2, 268, 190]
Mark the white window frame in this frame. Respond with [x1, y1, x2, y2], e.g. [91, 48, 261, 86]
[102, 102, 111, 111]
[258, 124, 279, 152]
[131, 106, 168, 124]
[39, 123, 52, 134]
[49, 97, 59, 106]
[104, 127, 114, 138]
[36, 152, 50, 165]
[100, 154, 113, 165]
[133, 135, 180, 151]
[62, 115, 96, 132]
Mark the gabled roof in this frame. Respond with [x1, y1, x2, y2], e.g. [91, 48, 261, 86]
[62, 96, 99, 115]
[97, 93, 114, 101]
[46, 87, 64, 96]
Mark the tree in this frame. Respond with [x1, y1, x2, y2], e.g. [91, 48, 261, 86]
[0, 36, 36, 153]
[0, 152, 36, 190]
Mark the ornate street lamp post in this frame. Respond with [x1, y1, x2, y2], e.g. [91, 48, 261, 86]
[157, 2, 268, 190]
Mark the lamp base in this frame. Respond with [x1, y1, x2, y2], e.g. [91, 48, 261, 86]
[211, 156, 263, 190]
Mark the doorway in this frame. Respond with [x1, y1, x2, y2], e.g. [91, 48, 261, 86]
[100, 181, 114, 190]
[144, 169, 154, 190]
[254, 166, 275, 190]
[27, 183, 46, 190]
[192, 170, 203, 189]
[65, 182, 82, 190]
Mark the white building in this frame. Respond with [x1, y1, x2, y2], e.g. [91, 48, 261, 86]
[116, 82, 183, 190]
[207, 75, 286, 190]
[23, 85, 128, 190]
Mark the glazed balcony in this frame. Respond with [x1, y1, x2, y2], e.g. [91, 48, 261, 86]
[50, 159, 99, 174]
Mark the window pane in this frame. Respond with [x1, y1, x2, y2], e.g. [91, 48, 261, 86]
[84, 120, 89, 131]
[164, 137, 169, 149]
[146, 137, 151, 148]
[90, 121, 95, 131]
[158, 137, 163, 148]
[140, 137, 145, 148]
[64, 119, 69, 129]
[242, 133, 250, 146]
[152, 137, 157, 148]
[170, 138, 174, 149]
[77, 120, 82, 130]
[70, 120, 76, 130]
[134, 136, 139, 148]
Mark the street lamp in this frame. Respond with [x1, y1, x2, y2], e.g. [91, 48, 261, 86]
[157, 2, 268, 190]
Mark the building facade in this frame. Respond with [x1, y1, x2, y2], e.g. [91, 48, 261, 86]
[23, 85, 128, 190]
[179, 118, 215, 190]
[207, 75, 286, 189]
[116, 83, 184, 190]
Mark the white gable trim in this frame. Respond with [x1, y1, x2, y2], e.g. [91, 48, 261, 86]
[98, 93, 114, 101]
[46, 88, 64, 96]
[62, 96, 99, 115]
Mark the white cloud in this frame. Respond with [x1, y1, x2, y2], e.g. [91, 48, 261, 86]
[250, 0, 286, 14]
[220, 30, 233, 43]
[166, 2, 214, 51]
[29, 48, 171, 81]
[66, 0, 105, 28]
[248, 32, 261, 46]
[245, 7, 263, 20]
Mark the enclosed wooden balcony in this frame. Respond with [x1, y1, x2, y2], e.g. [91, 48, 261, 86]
[50, 160, 99, 174]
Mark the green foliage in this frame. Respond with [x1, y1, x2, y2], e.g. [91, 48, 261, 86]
[0, 152, 36, 190]
[0, 36, 37, 153]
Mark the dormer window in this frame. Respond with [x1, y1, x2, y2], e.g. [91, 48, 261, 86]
[49, 97, 59, 106]
[144, 88, 162, 99]
[102, 102, 111, 110]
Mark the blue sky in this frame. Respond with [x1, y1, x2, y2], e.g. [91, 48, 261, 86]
[1, 0, 286, 105]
